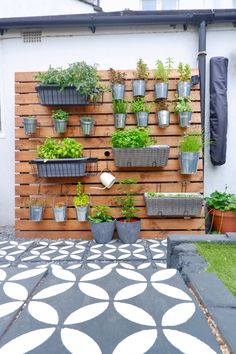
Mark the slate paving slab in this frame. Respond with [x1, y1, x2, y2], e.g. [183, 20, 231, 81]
[0, 266, 47, 338]
[146, 239, 167, 260]
[0, 266, 220, 353]
[0, 240, 34, 264]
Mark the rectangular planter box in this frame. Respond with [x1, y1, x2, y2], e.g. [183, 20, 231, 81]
[29, 158, 89, 177]
[35, 85, 89, 105]
[144, 192, 203, 217]
[112, 145, 169, 167]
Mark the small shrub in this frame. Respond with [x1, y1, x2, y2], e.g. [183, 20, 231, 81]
[108, 68, 126, 84]
[134, 59, 149, 80]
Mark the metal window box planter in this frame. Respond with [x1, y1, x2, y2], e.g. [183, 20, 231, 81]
[29, 157, 98, 177]
[35, 85, 89, 105]
[112, 145, 169, 167]
[144, 192, 203, 217]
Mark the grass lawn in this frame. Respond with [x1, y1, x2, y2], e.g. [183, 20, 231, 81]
[196, 243, 236, 297]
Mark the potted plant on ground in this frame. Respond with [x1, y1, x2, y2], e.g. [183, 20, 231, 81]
[27, 198, 46, 221]
[174, 96, 193, 128]
[88, 205, 115, 243]
[108, 68, 126, 100]
[205, 189, 236, 233]
[111, 127, 169, 167]
[80, 117, 95, 135]
[29, 137, 89, 177]
[35, 61, 106, 105]
[112, 99, 129, 129]
[53, 202, 67, 222]
[23, 115, 37, 134]
[177, 62, 191, 97]
[131, 97, 151, 127]
[115, 179, 140, 243]
[156, 101, 170, 128]
[132, 59, 149, 97]
[179, 131, 202, 174]
[52, 109, 69, 133]
[154, 58, 173, 99]
[144, 192, 203, 217]
[73, 182, 89, 221]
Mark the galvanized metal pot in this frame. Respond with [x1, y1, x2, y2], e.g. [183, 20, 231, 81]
[179, 152, 199, 174]
[75, 206, 89, 221]
[23, 117, 37, 134]
[114, 114, 127, 129]
[90, 220, 115, 243]
[178, 112, 192, 128]
[53, 119, 68, 133]
[116, 218, 141, 243]
[177, 82, 191, 97]
[53, 206, 67, 222]
[132, 80, 146, 97]
[80, 117, 95, 135]
[112, 84, 125, 100]
[155, 82, 168, 99]
[29, 206, 44, 221]
[157, 110, 170, 128]
[136, 112, 149, 127]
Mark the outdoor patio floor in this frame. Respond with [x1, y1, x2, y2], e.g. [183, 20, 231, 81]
[0, 238, 221, 353]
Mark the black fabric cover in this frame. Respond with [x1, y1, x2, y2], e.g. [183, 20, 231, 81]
[209, 56, 228, 166]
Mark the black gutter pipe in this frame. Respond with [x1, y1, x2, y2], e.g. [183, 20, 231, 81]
[198, 20, 207, 131]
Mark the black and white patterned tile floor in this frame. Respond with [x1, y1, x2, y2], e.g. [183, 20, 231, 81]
[0, 237, 220, 353]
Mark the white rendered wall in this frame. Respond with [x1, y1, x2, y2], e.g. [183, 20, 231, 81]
[0, 24, 235, 226]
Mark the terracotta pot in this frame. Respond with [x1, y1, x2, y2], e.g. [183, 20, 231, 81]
[209, 209, 236, 233]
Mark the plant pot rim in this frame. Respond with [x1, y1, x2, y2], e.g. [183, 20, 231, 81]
[116, 217, 140, 223]
[89, 219, 115, 224]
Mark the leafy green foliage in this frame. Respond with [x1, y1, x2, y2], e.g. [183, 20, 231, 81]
[73, 182, 89, 207]
[35, 61, 107, 101]
[174, 96, 193, 113]
[179, 132, 202, 152]
[131, 97, 151, 113]
[26, 198, 46, 207]
[108, 68, 126, 84]
[177, 62, 191, 82]
[112, 99, 129, 114]
[205, 189, 236, 212]
[37, 137, 83, 159]
[52, 109, 69, 121]
[88, 205, 113, 223]
[134, 59, 149, 80]
[111, 127, 155, 148]
[154, 58, 173, 82]
[115, 179, 138, 222]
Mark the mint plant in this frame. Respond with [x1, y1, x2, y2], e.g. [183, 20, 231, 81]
[111, 127, 155, 148]
[88, 206, 113, 223]
[52, 109, 69, 121]
[37, 137, 83, 159]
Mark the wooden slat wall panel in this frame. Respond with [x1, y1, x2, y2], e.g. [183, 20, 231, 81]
[15, 69, 204, 239]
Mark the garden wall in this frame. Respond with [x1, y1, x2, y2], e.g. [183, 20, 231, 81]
[15, 69, 204, 239]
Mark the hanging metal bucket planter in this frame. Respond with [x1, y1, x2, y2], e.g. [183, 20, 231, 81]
[179, 152, 199, 174]
[132, 80, 146, 97]
[114, 114, 127, 129]
[112, 84, 125, 100]
[53, 205, 67, 222]
[154, 83, 168, 99]
[23, 117, 37, 134]
[136, 112, 149, 127]
[157, 110, 170, 128]
[75, 206, 89, 221]
[53, 119, 68, 133]
[80, 117, 95, 135]
[177, 82, 191, 97]
[178, 112, 192, 128]
[29, 206, 44, 221]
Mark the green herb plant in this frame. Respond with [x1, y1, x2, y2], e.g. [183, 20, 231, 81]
[134, 59, 149, 80]
[73, 182, 89, 207]
[26, 198, 46, 207]
[37, 137, 83, 159]
[111, 127, 155, 148]
[35, 61, 107, 101]
[174, 96, 193, 113]
[154, 58, 173, 82]
[131, 97, 151, 113]
[108, 68, 126, 85]
[112, 100, 129, 114]
[88, 206, 113, 223]
[52, 109, 69, 121]
[177, 62, 191, 82]
[179, 132, 202, 153]
[115, 179, 138, 222]
[205, 188, 236, 212]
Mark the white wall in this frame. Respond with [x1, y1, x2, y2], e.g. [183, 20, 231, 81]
[0, 24, 235, 226]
